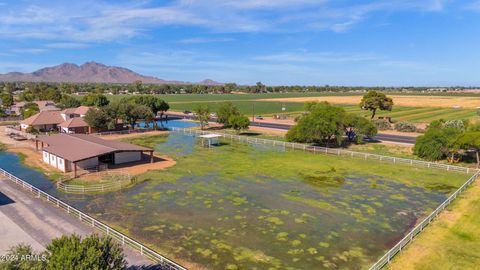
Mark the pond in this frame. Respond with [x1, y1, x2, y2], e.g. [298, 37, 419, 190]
[136, 119, 199, 129]
[0, 133, 469, 270]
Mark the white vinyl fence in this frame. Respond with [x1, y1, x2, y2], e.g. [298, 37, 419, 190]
[57, 171, 132, 194]
[171, 127, 480, 269]
[369, 171, 480, 269]
[0, 168, 187, 270]
[171, 127, 475, 174]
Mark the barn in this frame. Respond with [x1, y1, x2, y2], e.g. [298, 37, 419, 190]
[35, 134, 154, 177]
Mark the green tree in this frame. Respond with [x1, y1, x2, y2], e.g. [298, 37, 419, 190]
[81, 93, 110, 107]
[46, 234, 126, 270]
[120, 103, 154, 129]
[0, 93, 14, 109]
[344, 114, 377, 143]
[286, 102, 346, 146]
[216, 102, 239, 127]
[194, 105, 210, 130]
[359, 90, 393, 119]
[58, 95, 81, 109]
[451, 131, 480, 167]
[0, 243, 45, 270]
[43, 87, 62, 103]
[84, 108, 110, 131]
[413, 128, 459, 161]
[228, 114, 250, 133]
[21, 102, 40, 118]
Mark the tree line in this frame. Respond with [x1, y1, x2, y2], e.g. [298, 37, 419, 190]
[0, 81, 465, 97]
[83, 95, 170, 132]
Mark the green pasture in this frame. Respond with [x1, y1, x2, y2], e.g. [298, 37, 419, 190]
[70, 132, 470, 270]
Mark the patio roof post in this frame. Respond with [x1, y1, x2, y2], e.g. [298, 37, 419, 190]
[150, 151, 154, 163]
[73, 162, 77, 178]
[35, 140, 38, 151]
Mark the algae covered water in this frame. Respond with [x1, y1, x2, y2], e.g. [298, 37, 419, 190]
[0, 134, 467, 269]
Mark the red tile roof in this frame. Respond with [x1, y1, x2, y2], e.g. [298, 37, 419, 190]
[21, 111, 64, 126]
[58, 117, 88, 128]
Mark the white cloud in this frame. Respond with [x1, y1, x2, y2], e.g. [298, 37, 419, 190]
[178, 37, 234, 44]
[10, 48, 48, 54]
[45, 42, 90, 49]
[0, 0, 460, 43]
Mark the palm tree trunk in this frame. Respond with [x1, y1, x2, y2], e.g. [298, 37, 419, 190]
[371, 109, 377, 119]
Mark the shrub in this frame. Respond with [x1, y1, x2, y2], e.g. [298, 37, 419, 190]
[413, 130, 449, 161]
[25, 126, 39, 134]
[395, 121, 417, 132]
[373, 119, 391, 130]
[443, 119, 466, 131]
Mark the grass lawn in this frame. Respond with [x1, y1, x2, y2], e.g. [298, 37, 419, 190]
[388, 180, 480, 270]
[87, 132, 470, 270]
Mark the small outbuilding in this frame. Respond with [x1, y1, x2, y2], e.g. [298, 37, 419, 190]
[199, 134, 222, 148]
[35, 134, 154, 177]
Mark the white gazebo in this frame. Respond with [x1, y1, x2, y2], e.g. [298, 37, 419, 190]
[199, 134, 222, 148]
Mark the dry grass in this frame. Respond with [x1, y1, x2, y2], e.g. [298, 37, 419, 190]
[259, 95, 480, 109]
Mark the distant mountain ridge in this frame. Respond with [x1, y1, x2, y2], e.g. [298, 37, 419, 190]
[0, 61, 223, 85]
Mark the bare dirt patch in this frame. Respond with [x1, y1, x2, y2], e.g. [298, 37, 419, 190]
[259, 95, 480, 108]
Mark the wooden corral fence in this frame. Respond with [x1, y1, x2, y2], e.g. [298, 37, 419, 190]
[0, 167, 187, 270]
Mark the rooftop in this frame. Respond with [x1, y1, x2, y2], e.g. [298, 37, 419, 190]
[37, 134, 153, 162]
[58, 117, 89, 128]
[21, 110, 64, 126]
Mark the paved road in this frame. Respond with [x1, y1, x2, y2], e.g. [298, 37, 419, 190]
[168, 113, 417, 144]
[0, 178, 157, 269]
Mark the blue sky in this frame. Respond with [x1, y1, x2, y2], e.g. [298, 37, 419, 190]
[0, 0, 480, 86]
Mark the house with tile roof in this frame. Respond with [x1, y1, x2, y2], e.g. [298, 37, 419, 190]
[20, 106, 92, 133]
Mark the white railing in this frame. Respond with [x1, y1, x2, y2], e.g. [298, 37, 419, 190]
[369, 171, 480, 269]
[93, 128, 157, 136]
[0, 168, 187, 270]
[171, 126, 480, 269]
[57, 171, 132, 194]
[170, 127, 475, 174]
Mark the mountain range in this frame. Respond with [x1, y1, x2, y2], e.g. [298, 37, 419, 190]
[0, 62, 222, 85]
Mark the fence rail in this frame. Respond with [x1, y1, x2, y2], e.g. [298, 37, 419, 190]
[0, 168, 187, 270]
[57, 171, 132, 194]
[170, 127, 480, 269]
[369, 171, 480, 269]
[171, 127, 475, 174]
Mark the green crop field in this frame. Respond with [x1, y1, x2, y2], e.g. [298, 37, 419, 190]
[101, 93, 480, 123]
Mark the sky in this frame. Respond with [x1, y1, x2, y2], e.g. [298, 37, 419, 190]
[0, 0, 480, 86]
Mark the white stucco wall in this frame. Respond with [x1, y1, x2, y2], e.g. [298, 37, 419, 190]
[42, 151, 66, 172]
[42, 151, 49, 163]
[76, 157, 99, 169]
[114, 152, 142, 164]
